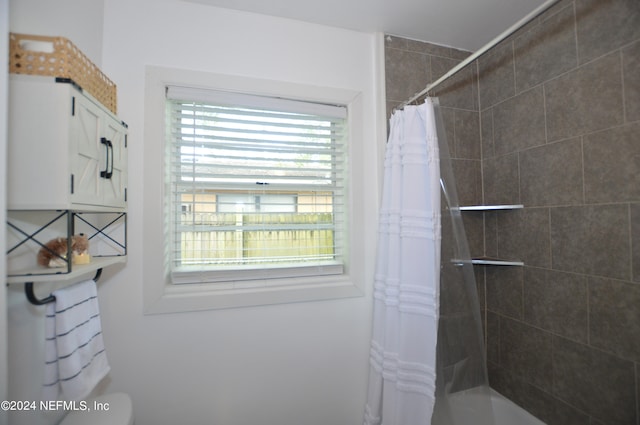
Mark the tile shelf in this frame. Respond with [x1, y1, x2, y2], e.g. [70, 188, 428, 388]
[470, 257, 524, 266]
[451, 257, 524, 267]
[458, 204, 524, 211]
[459, 203, 525, 267]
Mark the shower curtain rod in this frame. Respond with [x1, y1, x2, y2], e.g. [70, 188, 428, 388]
[396, 0, 561, 110]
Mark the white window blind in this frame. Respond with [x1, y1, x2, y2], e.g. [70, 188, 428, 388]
[165, 86, 348, 284]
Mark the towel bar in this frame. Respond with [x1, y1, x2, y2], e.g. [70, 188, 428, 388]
[24, 268, 103, 305]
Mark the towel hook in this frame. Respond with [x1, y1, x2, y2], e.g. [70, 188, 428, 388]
[24, 268, 103, 306]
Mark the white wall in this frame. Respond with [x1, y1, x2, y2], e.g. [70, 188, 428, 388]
[7, 0, 383, 424]
[100, 2, 380, 424]
[1, 0, 9, 424]
[8, 0, 104, 66]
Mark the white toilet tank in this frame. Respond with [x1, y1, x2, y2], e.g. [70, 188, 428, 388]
[58, 393, 133, 425]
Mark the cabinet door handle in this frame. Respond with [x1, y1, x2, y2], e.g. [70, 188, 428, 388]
[100, 137, 114, 179]
[107, 139, 114, 179]
[100, 137, 109, 178]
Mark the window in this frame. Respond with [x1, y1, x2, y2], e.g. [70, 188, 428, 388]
[143, 66, 371, 313]
[165, 86, 347, 284]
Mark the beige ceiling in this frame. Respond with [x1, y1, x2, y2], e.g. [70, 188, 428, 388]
[183, 0, 548, 52]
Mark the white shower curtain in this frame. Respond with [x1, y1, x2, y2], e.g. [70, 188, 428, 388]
[364, 99, 441, 425]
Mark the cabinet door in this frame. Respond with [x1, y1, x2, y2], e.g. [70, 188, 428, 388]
[69, 93, 102, 206]
[102, 115, 128, 208]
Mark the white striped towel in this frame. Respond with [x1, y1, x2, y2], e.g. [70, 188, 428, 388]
[42, 279, 110, 401]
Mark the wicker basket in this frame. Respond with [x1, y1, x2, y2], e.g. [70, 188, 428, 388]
[9, 33, 117, 114]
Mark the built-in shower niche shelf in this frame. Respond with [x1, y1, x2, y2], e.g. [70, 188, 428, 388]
[458, 204, 524, 211]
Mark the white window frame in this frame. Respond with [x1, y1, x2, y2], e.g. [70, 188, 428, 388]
[166, 87, 347, 284]
[143, 66, 367, 313]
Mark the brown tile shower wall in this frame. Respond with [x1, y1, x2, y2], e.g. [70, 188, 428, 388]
[384, 35, 485, 254]
[385, 0, 640, 424]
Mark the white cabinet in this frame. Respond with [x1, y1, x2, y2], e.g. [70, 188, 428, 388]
[8, 75, 127, 211]
[6, 75, 128, 287]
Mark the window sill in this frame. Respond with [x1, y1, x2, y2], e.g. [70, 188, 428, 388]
[171, 262, 344, 285]
[143, 273, 364, 314]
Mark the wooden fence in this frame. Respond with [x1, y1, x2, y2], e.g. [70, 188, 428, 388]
[178, 212, 335, 265]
